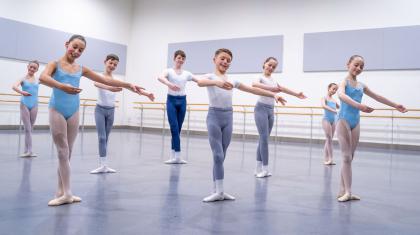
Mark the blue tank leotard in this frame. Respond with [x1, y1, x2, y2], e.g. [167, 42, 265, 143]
[337, 80, 364, 129]
[21, 80, 39, 110]
[49, 63, 82, 119]
[323, 99, 337, 124]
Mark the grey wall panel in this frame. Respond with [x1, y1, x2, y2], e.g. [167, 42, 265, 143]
[0, 17, 127, 74]
[303, 29, 384, 71]
[304, 26, 420, 72]
[0, 18, 19, 59]
[383, 26, 420, 70]
[167, 35, 283, 74]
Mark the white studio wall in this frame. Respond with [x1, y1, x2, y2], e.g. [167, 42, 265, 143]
[125, 0, 420, 146]
[0, 0, 134, 127]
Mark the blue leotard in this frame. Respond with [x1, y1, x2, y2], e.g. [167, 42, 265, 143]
[49, 63, 82, 119]
[337, 80, 364, 129]
[21, 80, 39, 110]
[323, 99, 336, 124]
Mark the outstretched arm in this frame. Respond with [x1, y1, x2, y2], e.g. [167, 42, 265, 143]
[337, 80, 373, 113]
[83, 67, 154, 100]
[40, 62, 81, 94]
[238, 83, 286, 105]
[252, 81, 279, 92]
[94, 82, 122, 92]
[364, 85, 407, 113]
[278, 84, 306, 99]
[196, 75, 233, 90]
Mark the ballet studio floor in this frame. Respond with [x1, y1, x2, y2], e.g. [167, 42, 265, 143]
[0, 129, 419, 235]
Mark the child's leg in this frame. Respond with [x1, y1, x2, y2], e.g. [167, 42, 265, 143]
[207, 115, 224, 182]
[95, 105, 107, 158]
[337, 119, 353, 201]
[322, 119, 333, 163]
[20, 103, 32, 154]
[254, 104, 271, 177]
[48, 109, 73, 206]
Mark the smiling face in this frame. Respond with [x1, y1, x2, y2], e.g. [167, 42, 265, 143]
[65, 38, 86, 61]
[263, 58, 278, 76]
[27, 62, 39, 76]
[105, 59, 119, 73]
[347, 56, 364, 77]
[174, 54, 185, 68]
[213, 51, 232, 74]
[328, 84, 338, 96]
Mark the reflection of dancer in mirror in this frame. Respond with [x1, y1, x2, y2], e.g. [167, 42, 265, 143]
[336, 55, 407, 202]
[196, 49, 286, 202]
[321, 83, 339, 165]
[12, 60, 40, 157]
[40, 34, 154, 206]
[252, 57, 306, 178]
[157, 50, 198, 164]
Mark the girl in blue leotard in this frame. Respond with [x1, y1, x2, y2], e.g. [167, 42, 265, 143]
[336, 55, 407, 202]
[12, 60, 40, 158]
[40, 35, 155, 206]
[321, 83, 339, 165]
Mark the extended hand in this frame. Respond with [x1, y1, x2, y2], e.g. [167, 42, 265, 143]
[61, 84, 82, 94]
[216, 80, 233, 90]
[168, 83, 181, 92]
[360, 104, 374, 113]
[297, 92, 307, 99]
[275, 95, 287, 105]
[395, 104, 407, 113]
[21, 91, 32, 96]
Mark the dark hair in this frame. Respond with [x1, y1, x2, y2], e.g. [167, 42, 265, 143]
[328, 83, 337, 89]
[348, 55, 364, 64]
[105, 54, 119, 62]
[263, 57, 278, 68]
[68, 34, 86, 45]
[215, 48, 233, 59]
[174, 50, 186, 59]
[28, 60, 39, 67]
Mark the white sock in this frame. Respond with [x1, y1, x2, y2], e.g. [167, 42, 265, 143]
[262, 165, 269, 172]
[100, 157, 107, 167]
[174, 151, 180, 160]
[215, 180, 224, 194]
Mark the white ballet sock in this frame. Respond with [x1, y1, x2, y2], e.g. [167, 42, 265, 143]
[262, 165, 268, 172]
[215, 180, 224, 194]
[100, 157, 107, 167]
[174, 151, 180, 160]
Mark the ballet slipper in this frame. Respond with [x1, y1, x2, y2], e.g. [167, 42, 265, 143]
[165, 158, 187, 164]
[256, 171, 272, 178]
[72, 196, 82, 203]
[337, 193, 352, 202]
[29, 153, 37, 157]
[203, 193, 224, 202]
[48, 195, 73, 206]
[19, 152, 31, 157]
[223, 192, 236, 200]
[350, 194, 361, 200]
[90, 166, 107, 174]
[104, 166, 117, 173]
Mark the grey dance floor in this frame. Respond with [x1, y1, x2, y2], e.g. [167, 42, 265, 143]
[0, 129, 419, 235]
